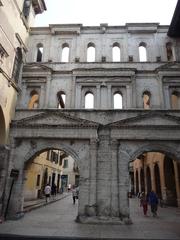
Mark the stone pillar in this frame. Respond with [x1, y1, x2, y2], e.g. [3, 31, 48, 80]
[96, 127, 111, 216]
[150, 163, 156, 192]
[76, 85, 82, 108]
[0, 145, 10, 217]
[164, 86, 171, 109]
[45, 76, 52, 108]
[110, 139, 119, 217]
[107, 85, 112, 109]
[159, 157, 167, 202]
[118, 147, 131, 222]
[88, 138, 98, 208]
[173, 160, 180, 207]
[96, 85, 100, 109]
[126, 85, 132, 108]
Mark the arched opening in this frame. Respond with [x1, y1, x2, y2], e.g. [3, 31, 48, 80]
[154, 163, 161, 199]
[57, 91, 66, 109]
[0, 106, 6, 144]
[131, 150, 179, 209]
[36, 44, 43, 62]
[143, 91, 151, 109]
[164, 156, 177, 206]
[112, 43, 121, 62]
[23, 147, 80, 214]
[166, 42, 174, 61]
[85, 92, 94, 109]
[139, 43, 147, 62]
[61, 44, 69, 62]
[171, 91, 180, 109]
[87, 43, 95, 62]
[113, 92, 122, 109]
[28, 90, 39, 109]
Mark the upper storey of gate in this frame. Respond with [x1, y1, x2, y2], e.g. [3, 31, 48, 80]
[26, 23, 178, 63]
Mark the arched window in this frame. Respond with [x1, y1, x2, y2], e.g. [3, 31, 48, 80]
[139, 43, 147, 62]
[57, 91, 66, 109]
[61, 44, 69, 62]
[85, 92, 94, 109]
[113, 92, 122, 109]
[36, 43, 43, 62]
[143, 91, 151, 109]
[28, 90, 39, 109]
[87, 43, 95, 62]
[166, 42, 174, 61]
[171, 91, 180, 109]
[12, 47, 23, 83]
[112, 43, 121, 62]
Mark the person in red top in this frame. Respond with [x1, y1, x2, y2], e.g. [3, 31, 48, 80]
[140, 192, 148, 216]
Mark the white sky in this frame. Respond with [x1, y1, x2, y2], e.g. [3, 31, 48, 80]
[35, 0, 178, 27]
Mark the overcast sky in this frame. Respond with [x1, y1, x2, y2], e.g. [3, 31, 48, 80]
[35, 0, 178, 27]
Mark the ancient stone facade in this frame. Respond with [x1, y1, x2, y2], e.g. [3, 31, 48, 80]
[4, 23, 180, 223]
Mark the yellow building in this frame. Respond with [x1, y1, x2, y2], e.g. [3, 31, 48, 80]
[133, 152, 180, 207]
[24, 150, 63, 200]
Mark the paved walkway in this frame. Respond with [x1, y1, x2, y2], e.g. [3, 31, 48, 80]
[0, 195, 180, 239]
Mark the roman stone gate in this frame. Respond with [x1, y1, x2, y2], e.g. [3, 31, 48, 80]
[3, 23, 180, 223]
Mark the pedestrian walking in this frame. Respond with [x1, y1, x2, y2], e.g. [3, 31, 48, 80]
[51, 183, 57, 199]
[148, 190, 159, 217]
[44, 183, 51, 203]
[140, 192, 148, 216]
[72, 186, 78, 204]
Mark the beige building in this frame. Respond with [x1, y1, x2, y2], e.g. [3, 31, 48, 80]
[0, 0, 46, 215]
[0, 0, 46, 144]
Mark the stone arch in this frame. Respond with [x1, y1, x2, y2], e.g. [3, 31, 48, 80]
[24, 141, 80, 166]
[129, 143, 180, 162]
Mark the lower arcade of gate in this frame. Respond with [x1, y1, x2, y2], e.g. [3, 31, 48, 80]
[1, 110, 180, 224]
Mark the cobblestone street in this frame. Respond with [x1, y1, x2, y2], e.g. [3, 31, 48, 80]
[0, 194, 179, 239]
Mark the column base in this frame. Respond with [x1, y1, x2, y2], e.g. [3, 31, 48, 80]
[76, 215, 133, 225]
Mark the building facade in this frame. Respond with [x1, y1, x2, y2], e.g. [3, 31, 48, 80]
[0, 0, 46, 217]
[3, 21, 180, 224]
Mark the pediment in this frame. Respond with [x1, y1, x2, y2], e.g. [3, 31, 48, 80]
[23, 63, 53, 72]
[12, 111, 99, 128]
[156, 62, 180, 71]
[109, 113, 180, 127]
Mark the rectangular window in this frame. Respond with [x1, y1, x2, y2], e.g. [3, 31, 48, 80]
[63, 159, 68, 168]
[36, 174, 40, 187]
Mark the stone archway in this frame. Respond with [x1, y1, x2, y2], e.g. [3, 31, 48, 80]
[118, 140, 180, 219]
[5, 138, 91, 219]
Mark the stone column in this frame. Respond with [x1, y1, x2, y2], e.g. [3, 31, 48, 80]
[126, 85, 132, 108]
[138, 168, 141, 193]
[110, 139, 119, 217]
[45, 76, 52, 108]
[75, 85, 82, 108]
[96, 127, 111, 216]
[150, 163, 156, 192]
[0, 145, 10, 217]
[159, 158, 167, 202]
[107, 85, 112, 109]
[88, 138, 98, 208]
[164, 86, 171, 109]
[96, 85, 100, 109]
[118, 146, 131, 221]
[173, 160, 180, 207]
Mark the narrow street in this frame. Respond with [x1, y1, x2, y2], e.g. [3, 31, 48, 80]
[0, 194, 180, 239]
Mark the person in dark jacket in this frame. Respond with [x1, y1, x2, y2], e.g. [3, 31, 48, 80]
[148, 190, 158, 217]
